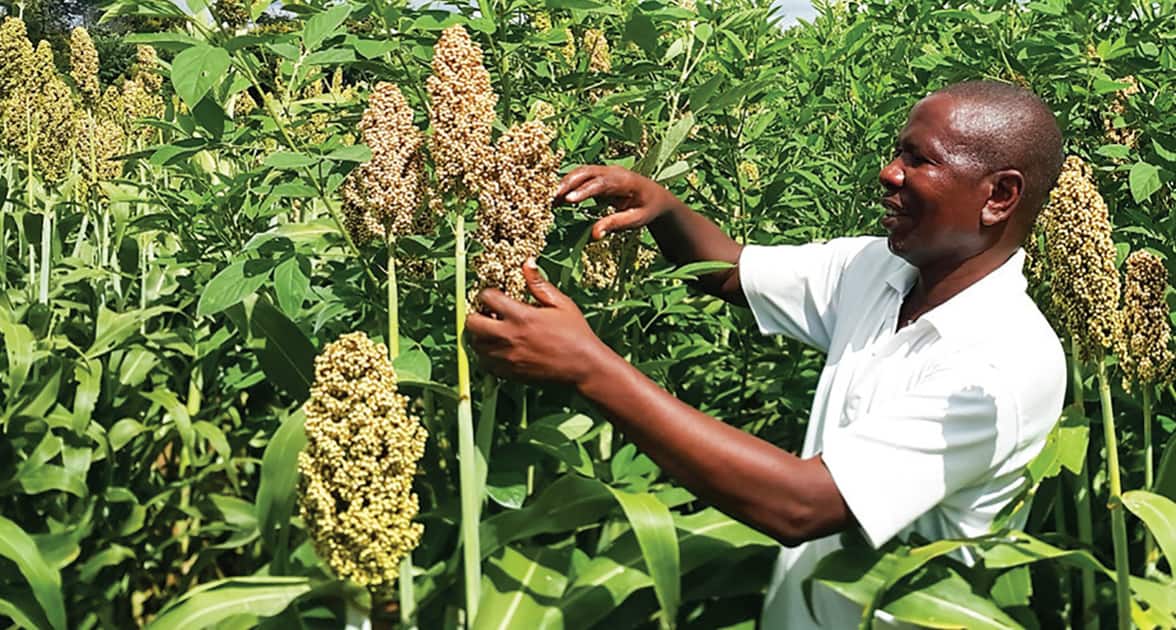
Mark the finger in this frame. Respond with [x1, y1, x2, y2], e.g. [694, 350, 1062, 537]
[465, 310, 509, 342]
[475, 288, 531, 322]
[592, 210, 645, 240]
[554, 167, 601, 204]
[561, 176, 612, 205]
[523, 258, 572, 309]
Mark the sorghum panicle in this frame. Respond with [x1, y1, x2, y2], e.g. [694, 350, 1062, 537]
[1041, 156, 1121, 359]
[580, 228, 655, 290]
[583, 28, 611, 73]
[69, 27, 100, 107]
[298, 332, 427, 588]
[1104, 76, 1140, 148]
[0, 17, 33, 93]
[132, 45, 163, 94]
[471, 120, 562, 306]
[427, 25, 497, 194]
[341, 82, 427, 244]
[1119, 250, 1173, 390]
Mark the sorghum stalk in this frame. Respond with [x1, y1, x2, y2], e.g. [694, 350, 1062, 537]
[1094, 359, 1131, 629]
[454, 215, 481, 620]
[384, 236, 416, 628]
[1071, 343, 1097, 630]
[1142, 386, 1155, 571]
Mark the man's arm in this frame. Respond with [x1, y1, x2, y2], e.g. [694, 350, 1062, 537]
[579, 339, 851, 545]
[556, 166, 746, 305]
[466, 262, 854, 546]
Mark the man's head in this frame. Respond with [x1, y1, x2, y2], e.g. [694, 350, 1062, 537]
[878, 80, 1063, 268]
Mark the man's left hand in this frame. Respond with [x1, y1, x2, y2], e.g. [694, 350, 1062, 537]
[466, 259, 609, 385]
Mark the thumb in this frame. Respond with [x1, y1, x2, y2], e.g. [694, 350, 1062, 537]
[523, 258, 568, 308]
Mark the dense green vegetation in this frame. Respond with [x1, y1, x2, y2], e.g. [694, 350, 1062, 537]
[0, 0, 1174, 628]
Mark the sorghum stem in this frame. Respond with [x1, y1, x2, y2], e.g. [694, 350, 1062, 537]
[38, 207, 49, 304]
[385, 236, 416, 628]
[454, 216, 481, 621]
[1142, 386, 1155, 573]
[1071, 342, 1097, 630]
[1095, 359, 1131, 630]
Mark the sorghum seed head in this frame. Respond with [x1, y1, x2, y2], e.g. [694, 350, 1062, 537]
[69, 27, 100, 107]
[0, 17, 33, 93]
[132, 45, 163, 94]
[583, 29, 611, 73]
[1119, 250, 1172, 390]
[341, 82, 427, 244]
[1041, 156, 1121, 359]
[427, 25, 497, 194]
[298, 332, 427, 588]
[471, 120, 563, 308]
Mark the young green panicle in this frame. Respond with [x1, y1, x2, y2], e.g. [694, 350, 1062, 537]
[1041, 156, 1121, 359]
[341, 82, 428, 244]
[298, 332, 427, 588]
[1119, 250, 1173, 390]
[583, 28, 611, 73]
[427, 25, 497, 194]
[580, 231, 656, 290]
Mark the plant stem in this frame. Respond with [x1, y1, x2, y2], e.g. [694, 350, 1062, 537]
[1071, 341, 1097, 630]
[454, 215, 481, 621]
[384, 235, 415, 628]
[1142, 386, 1154, 573]
[1095, 359, 1131, 630]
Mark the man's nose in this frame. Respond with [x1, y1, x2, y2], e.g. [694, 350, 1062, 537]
[879, 158, 903, 190]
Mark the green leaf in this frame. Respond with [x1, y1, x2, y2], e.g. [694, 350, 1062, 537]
[325, 144, 373, 163]
[143, 388, 195, 458]
[14, 465, 86, 497]
[263, 152, 318, 170]
[146, 577, 311, 630]
[1156, 432, 1176, 501]
[302, 4, 351, 51]
[393, 348, 432, 383]
[249, 299, 315, 402]
[87, 306, 175, 359]
[170, 45, 230, 109]
[480, 475, 615, 559]
[256, 410, 307, 555]
[273, 256, 310, 316]
[606, 488, 680, 625]
[0, 311, 37, 392]
[1129, 161, 1162, 203]
[196, 261, 270, 317]
[0, 516, 66, 630]
[882, 567, 1021, 629]
[473, 545, 570, 630]
[1122, 490, 1176, 567]
[0, 587, 54, 630]
[543, 0, 621, 14]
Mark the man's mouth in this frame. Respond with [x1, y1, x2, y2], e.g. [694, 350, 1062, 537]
[880, 198, 907, 229]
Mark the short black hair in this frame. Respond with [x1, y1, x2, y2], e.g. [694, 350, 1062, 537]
[931, 81, 1064, 219]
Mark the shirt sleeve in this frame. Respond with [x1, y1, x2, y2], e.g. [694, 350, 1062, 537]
[738, 237, 874, 352]
[819, 364, 1016, 548]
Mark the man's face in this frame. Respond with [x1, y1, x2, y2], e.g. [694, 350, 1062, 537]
[878, 94, 991, 268]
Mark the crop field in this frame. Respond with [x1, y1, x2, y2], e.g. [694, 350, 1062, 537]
[0, 0, 1174, 628]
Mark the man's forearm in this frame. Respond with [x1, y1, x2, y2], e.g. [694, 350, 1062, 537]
[647, 201, 745, 302]
[576, 343, 851, 545]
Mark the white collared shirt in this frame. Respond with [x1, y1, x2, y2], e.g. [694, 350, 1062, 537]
[740, 236, 1065, 629]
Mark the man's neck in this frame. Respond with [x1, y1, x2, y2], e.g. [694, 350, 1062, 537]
[903, 247, 1016, 322]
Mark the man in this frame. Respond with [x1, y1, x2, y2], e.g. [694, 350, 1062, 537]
[465, 81, 1066, 627]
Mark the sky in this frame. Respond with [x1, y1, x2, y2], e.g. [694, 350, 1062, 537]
[771, 0, 818, 25]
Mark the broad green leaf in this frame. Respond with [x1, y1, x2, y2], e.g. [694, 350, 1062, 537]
[263, 152, 318, 170]
[196, 261, 270, 317]
[170, 45, 230, 108]
[87, 306, 175, 359]
[78, 545, 135, 582]
[1157, 432, 1176, 500]
[142, 388, 195, 457]
[881, 567, 1020, 629]
[607, 488, 679, 624]
[243, 220, 340, 251]
[256, 410, 307, 556]
[473, 545, 570, 630]
[145, 577, 311, 630]
[0, 587, 54, 630]
[249, 299, 315, 402]
[1122, 490, 1176, 567]
[71, 358, 101, 434]
[302, 4, 351, 51]
[0, 516, 66, 630]
[13, 465, 86, 497]
[480, 475, 615, 559]
[325, 144, 373, 163]
[1129, 162, 1162, 203]
[118, 347, 159, 387]
[393, 348, 432, 383]
[273, 256, 310, 316]
[0, 312, 36, 392]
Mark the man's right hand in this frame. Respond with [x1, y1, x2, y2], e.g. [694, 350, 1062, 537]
[554, 165, 680, 241]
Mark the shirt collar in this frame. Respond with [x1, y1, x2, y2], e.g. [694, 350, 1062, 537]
[889, 249, 1029, 338]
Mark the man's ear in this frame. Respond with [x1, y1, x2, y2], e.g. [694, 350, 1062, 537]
[981, 169, 1024, 226]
